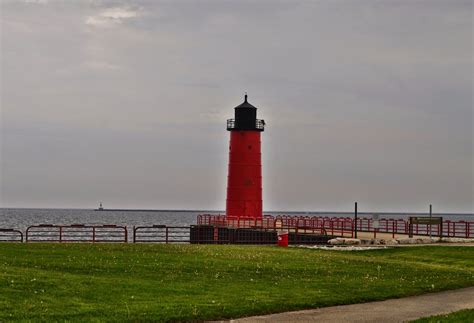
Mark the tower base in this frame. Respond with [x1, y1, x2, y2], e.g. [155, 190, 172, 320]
[190, 225, 334, 245]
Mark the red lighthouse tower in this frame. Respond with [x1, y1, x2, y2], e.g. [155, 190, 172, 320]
[226, 95, 265, 222]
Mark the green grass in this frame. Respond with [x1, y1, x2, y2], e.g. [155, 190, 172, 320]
[0, 244, 473, 322]
[411, 309, 474, 322]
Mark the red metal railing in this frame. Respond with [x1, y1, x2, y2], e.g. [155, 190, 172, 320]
[198, 215, 340, 236]
[0, 229, 23, 242]
[133, 225, 329, 245]
[443, 221, 473, 238]
[197, 214, 474, 238]
[133, 225, 193, 243]
[26, 224, 128, 243]
[7, 215, 473, 244]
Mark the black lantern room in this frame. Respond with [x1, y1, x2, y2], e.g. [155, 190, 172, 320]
[227, 94, 265, 131]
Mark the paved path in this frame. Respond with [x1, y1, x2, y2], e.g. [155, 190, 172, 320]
[225, 287, 474, 323]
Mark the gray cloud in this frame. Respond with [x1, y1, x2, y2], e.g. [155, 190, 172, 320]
[1, 0, 472, 212]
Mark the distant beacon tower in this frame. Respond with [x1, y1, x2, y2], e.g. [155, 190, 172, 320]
[226, 94, 265, 222]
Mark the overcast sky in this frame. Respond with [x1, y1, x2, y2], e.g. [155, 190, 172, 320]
[1, 0, 472, 213]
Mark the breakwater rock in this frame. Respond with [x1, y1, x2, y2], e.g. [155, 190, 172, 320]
[328, 237, 474, 245]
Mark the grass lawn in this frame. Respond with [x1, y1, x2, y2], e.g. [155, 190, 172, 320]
[0, 244, 473, 322]
[411, 309, 474, 322]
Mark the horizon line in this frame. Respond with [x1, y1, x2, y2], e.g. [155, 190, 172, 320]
[1, 207, 473, 216]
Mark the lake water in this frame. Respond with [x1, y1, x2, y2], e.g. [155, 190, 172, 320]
[1, 208, 472, 230]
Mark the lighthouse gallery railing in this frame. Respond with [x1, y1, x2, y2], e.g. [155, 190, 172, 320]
[226, 119, 265, 131]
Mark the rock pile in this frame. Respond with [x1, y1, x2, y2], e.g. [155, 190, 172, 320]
[327, 237, 474, 245]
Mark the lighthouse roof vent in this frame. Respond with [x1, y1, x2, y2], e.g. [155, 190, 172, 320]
[234, 94, 256, 109]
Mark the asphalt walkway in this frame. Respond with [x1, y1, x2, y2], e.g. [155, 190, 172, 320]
[226, 287, 474, 323]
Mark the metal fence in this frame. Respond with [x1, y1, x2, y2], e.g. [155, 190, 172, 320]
[197, 214, 474, 238]
[0, 224, 331, 245]
[1, 214, 472, 244]
[134, 225, 331, 245]
[0, 229, 23, 242]
[133, 225, 194, 243]
[25, 224, 127, 243]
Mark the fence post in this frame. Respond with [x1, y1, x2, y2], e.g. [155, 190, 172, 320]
[354, 202, 358, 238]
[429, 204, 432, 238]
